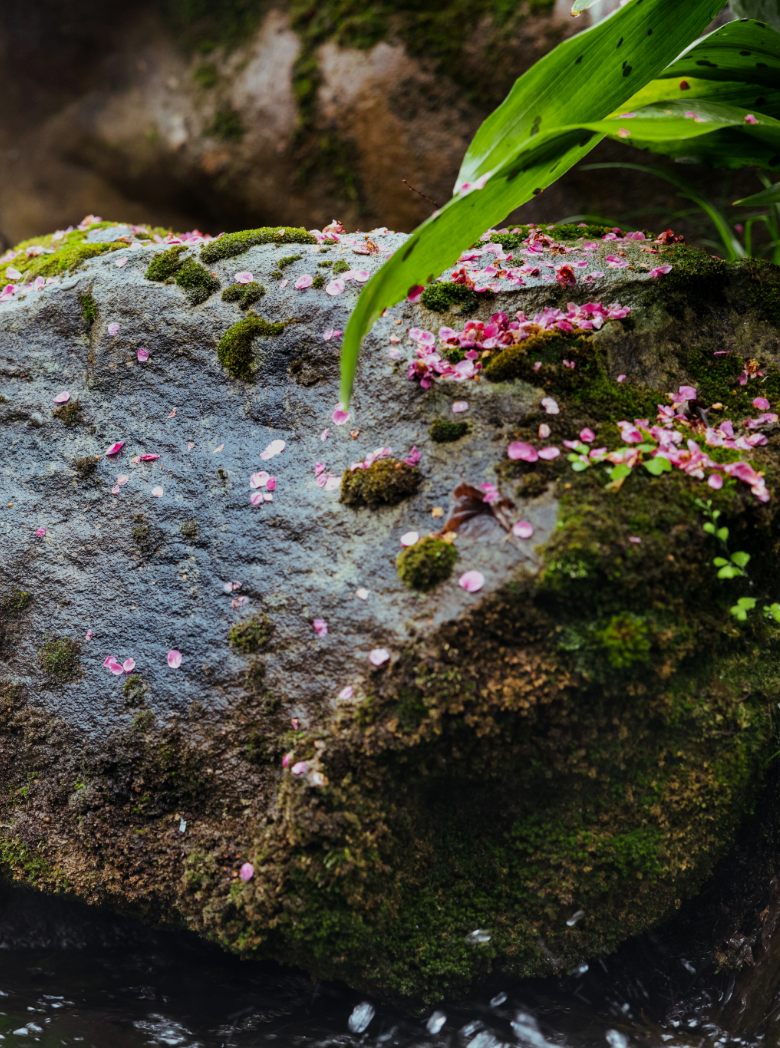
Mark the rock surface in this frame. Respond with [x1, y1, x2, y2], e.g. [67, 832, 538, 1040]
[1, 218, 780, 1002]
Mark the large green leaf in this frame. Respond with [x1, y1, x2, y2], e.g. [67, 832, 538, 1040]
[663, 17, 780, 87]
[340, 0, 723, 406]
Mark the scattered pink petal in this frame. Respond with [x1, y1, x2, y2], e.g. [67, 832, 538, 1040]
[35, 526, 46, 538]
[369, 648, 390, 667]
[320, 428, 330, 441]
[224, 581, 242, 593]
[109, 660, 124, 676]
[235, 271, 253, 284]
[282, 752, 293, 768]
[313, 618, 328, 638]
[508, 441, 538, 463]
[323, 328, 343, 341]
[260, 439, 285, 460]
[123, 658, 136, 673]
[538, 423, 551, 438]
[325, 279, 345, 296]
[115, 256, 128, 268]
[103, 656, 117, 669]
[332, 404, 350, 426]
[108, 322, 120, 336]
[168, 408, 177, 418]
[459, 570, 485, 593]
[580, 428, 595, 443]
[745, 113, 758, 124]
[324, 476, 340, 491]
[754, 397, 770, 411]
[400, 531, 419, 547]
[187, 441, 195, 450]
[292, 761, 307, 775]
[649, 265, 673, 278]
[679, 385, 697, 400]
[708, 473, 724, 490]
[295, 274, 314, 289]
[105, 441, 125, 455]
[151, 485, 164, 497]
[538, 446, 560, 460]
[452, 401, 469, 413]
[6, 266, 21, 280]
[138, 348, 149, 362]
[338, 685, 354, 700]
[250, 471, 270, 489]
[266, 476, 277, 492]
[250, 491, 265, 506]
[167, 649, 182, 669]
[116, 474, 129, 485]
[541, 397, 560, 415]
[53, 391, 70, 404]
[280, 278, 289, 288]
[240, 862, 254, 881]
[628, 537, 641, 544]
[85, 629, 92, 641]
[407, 285, 424, 302]
[138, 454, 159, 461]
[356, 588, 369, 600]
[617, 374, 626, 383]
[111, 484, 120, 494]
[513, 521, 534, 539]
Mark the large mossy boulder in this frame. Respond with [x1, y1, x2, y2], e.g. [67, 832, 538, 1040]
[1, 218, 780, 1002]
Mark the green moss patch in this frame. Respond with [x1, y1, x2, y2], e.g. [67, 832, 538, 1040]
[145, 245, 187, 282]
[0, 227, 124, 285]
[73, 456, 99, 482]
[429, 419, 469, 443]
[145, 247, 220, 304]
[489, 223, 616, 250]
[38, 637, 81, 683]
[181, 519, 199, 541]
[229, 614, 275, 653]
[216, 316, 285, 379]
[201, 227, 316, 264]
[340, 458, 422, 509]
[221, 281, 265, 309]
[78, 291, 98, 326]
[208, 106, 244, 141]
[397, 537, 457, 591]
[52, 399, 85, 427]
[421, 282, 479, 315]
[123, 675, 148, 708]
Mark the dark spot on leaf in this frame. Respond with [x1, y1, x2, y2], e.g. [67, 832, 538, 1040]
[756, 97, 766, 106]
[403, 241, 416, 261]
[623, 65, 632, 76]
[533, 188, 543, 196]
[575, 55, 583, 64]
[531, 115, 541, 137]
[696, 60, 718, 67]
[757, 62, 768, 68]
[740, 51, 751, 55]
[617, 36, 623, 47]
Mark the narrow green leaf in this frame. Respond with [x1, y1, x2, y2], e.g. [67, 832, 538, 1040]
[735, 179, 780, 205]
[663, 18, 780, 88]
[340, 0, 724, 405]
[571, 0, 601, 12]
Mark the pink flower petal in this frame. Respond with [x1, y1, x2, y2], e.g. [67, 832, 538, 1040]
[35, 526, 46, 537]
[580, 428, 595, 443]
[282, 752, 293, 768]
[679, 385, 697, 400]
[105, 441, 125, 455]
[108, 322, 120, 336]
[313, 618, 328, 638]
[369, 648, 390, 667]
[708, 473, 723, 490]
[187, 441, 195, 450]
[138, 454, 160, 461]
[295, 274, 314, 289]
[85, 630, 92, 641]
[320, 428, 330, 441]
[151, 485, 164, 497]
[123, 658, 136, 673]
[250, 491, 265, 506]
[137, 348, 149, 362]
[167, 649, 182, 669]
[538, 423, 551, 439]
[754, 397, 770, 411]
[111, 484, 120, 494]
[280, 278, 289, 288]
[628, 536, 641, 544]
[116, 474, 129, 485]
[235, 271, 253, 284]
[325, 279, 345, 296]
[53, 391, 70, 404]
[356, 588, 369, 600]
[452, 401, 469, 413]
[745, 113, 758, 124]
[240, 862, 254, 881]
[110, 661, 124, 675]
[617, 375, 626, 383]
[538, 446, 560, 460]
[291, 761, 307, 775]
[266, 476, 276, 491]
[115, 256, 128, 268]
[324, 476, 340, 492]
[407, 285, 424, 303]
[250, 471, 270, 489]
[508, 441, 539, 463]
[400, 531, 419, 547]
[332, 404, 350, 425]
[260, 439, 285, 460]
[103, 656, 117, 668]
[338, 685, 354, 700]
[459, 570, 485, 593]
[541, 397, 560, 415]
[224, 581, 242, 593]
[513, 521, 534, 539]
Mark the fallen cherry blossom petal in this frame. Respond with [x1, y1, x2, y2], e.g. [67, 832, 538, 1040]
[109, 661, 124, 676]
[538, 447, 560, 460]
[617, 375, 626, 383]
[320, 428, 330, 441]
[452, 401, 469, 413]
[85, 630, 92, 641]
[332, 404, 350, 425]
[235, 271, 253, 284]
[250, 491, 265, 506]
[168, 408, 177, 418]
[115, 256, 128, 268]
[279, 278, 288, 288]
[400, 531, 419, 547]
[649, 265, 673, 278]
[628, 537, 641, 544]
[580, 428, 595, 443]
[187, 441, 195, 450]
[356, 588, 369, 600]
[338, 685, 354, 700]
[282, 752, 292, 768]
[266, 476, 277, 491]
[250, 471, 270, 489]
[108, 322, 120, 336]
[224, 581, 242, 593]
[754, 397, 771, 411]
[324, 476, 340, 491]
[541, 397, 560, 415]
[407, 285, 424, 302]
[260, 439, 285, 460]
[323, 328, 343, 341]
[167, 650, 182, 669]
[292, 761, 307, 775]
[745, 113, 758, 124]
[34, 526, 46, 539]
[240, 862, 254, 881]
[508, 441, 538, 462]
[116, 474, 129, 485]
[459, 570, 485, 593]
[708, 473, 724, 490]
[137, 348, 149, 362]
[138, 454, 159, 461]
[369, 648, 390, 667]
[232, 596, 249, 608]
[53, 391, 70, 404]
[151, 486, 164, 497]
[313, 619, 328, 638]
[111, 484, 120, 494]
[123, 658, 136, 673]
[538, 423, 551, 439]
[513, 521, 534, 539]
[6, 266, 21, 280]
[679, 385, 697, 400]
[105, 441, 125, 455]
[295, 274, 313, 289]
[326, 279, 345, 296]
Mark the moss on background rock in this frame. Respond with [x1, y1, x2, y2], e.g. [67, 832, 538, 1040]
[216, 315, 285, 378]
[340, 458, 422, 508]
[397, 536, 457, 591]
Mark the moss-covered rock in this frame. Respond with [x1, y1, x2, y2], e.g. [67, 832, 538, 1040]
[216, 315, 285, 378]
[145, 246, 220, 304]
[201, 227, 316, 263]
[397, 536, 457, 591]
[340, 458, 422, 508]
[429, 418, 469, 442]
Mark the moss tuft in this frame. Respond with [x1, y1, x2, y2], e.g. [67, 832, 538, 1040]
[132, 514, 158, 557]
[340, 458, 422, 509]
[276, 254, 303, 271]
[421, 282, 479, 315]
[489, 223, 616, 250]
[38, 637, 80, 683]
[216, 316, 285, 379]
[78, 291, 98, 326]
[397, 537, 457, 592]
[174, 257, 221, 304]
[53, 399, 85, 427]
[229, 614, 275, 653]
[333, 259, 350, 274]
[595, 613, 652, 669]
[123, 675, 148, 708]
[201, 227, 316, 264]
[221, 281, 265, 309]
[312, 273, 326, 289]
[72, 456, 99, 482]
[208, 106, 244, 141]
[145, 245, 187, 282]
[1, 590, 32, 615]
[181, 519, 199, 541]
[429, 419, 469, 443]
[193, 62, 219, 88]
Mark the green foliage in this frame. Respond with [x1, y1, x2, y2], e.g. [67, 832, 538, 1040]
[731, 597, 758, 621]
[216, 316, 285, 379]
[208, 106, 244, 141]
[429, 419, 469, 443]
[201, 227, 316, 264]
[333, 259, 350, 274]
[73, 456, 99, 482]
[421, 282, 479, 315]
[229, 614, 275, 653]
[595, 612, 652, 668]
[340, 458, 422, 508]
[132, 514, 157, 557]
[78, 291, 98, 326]
[145, 244, 187, 282]
[312, 273, 326, 289]
[275, 254, 303, 273]
[1, 590, 32, 615]
[221, 281, 265, 309]
[397, 537, 458, 592]
[123, 675, 148, 707]
[38, 637, 80, 683]
[53, 398, 85, 427]
[175, 257, 221, 304]
[193, 62, 219, 88]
